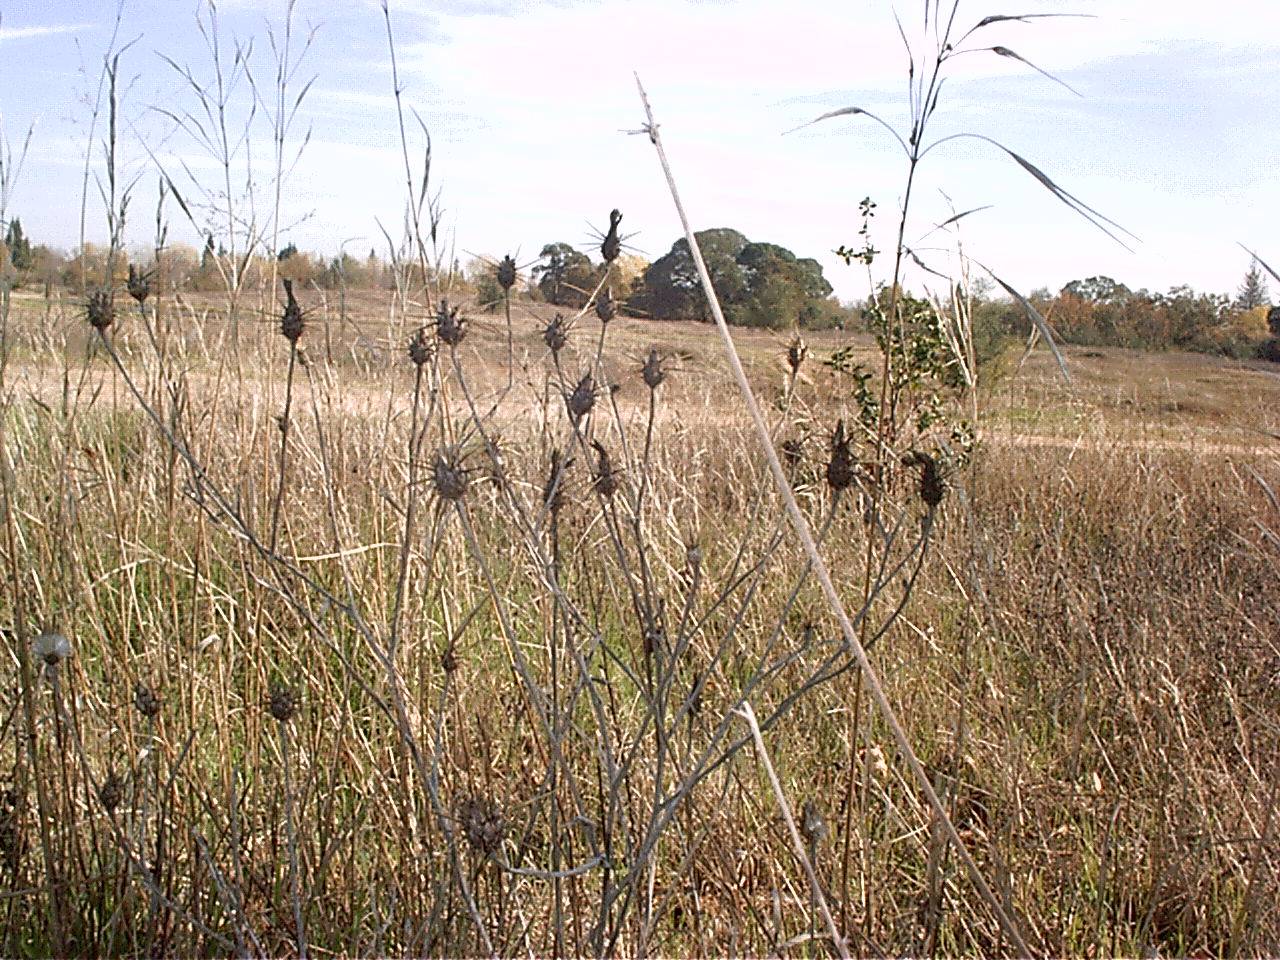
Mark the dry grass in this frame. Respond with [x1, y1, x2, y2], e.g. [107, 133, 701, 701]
[0, 287, 1276, 957]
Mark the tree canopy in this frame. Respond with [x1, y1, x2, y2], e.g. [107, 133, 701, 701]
[534, 242, 597, 307]
[634, 228, 833, 328]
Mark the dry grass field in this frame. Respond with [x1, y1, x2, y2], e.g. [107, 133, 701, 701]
[0, 283, 1277, 957]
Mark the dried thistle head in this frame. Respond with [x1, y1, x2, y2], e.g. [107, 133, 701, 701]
[641, 348, 666, 390]
[408, 327, 434, 367]
[543, 313, 569, 355]
[595, 286, 617, 323]
[800, 800, 828, 848]
[434, 298, 465, 347]
[280, 278, 304, 343]
[431, 447, 470, 502]
[601, 208, 623, 264]
[98, 771, 124, 814]
[457, 796, 505, 858]
[902, 451, 945, 507]
[86, 290, 116, 332]
[33, 631, 71, 669]
[496, 254, 517, 292]
[268, 682, 298, 723]
[826, 420, 857, 493]
[133, 682, 162, 719]
[127, 264, 151, 305]
[591, 440, 619, 499]
[787, 336, 808, 375]
[565, 373, 597, 423]
[543, 449, 572, 515]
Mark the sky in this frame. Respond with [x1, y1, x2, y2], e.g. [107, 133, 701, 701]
[0, 0, 1276, 304]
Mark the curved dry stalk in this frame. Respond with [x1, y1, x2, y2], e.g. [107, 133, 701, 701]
[633, 74, 1035, 958]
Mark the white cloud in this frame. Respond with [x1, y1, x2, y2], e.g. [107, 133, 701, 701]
[0, 23, 91, 42]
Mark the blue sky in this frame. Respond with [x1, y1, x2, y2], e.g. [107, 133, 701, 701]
[1, 0, 1276, 303]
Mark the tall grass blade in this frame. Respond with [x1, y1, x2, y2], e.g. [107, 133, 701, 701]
[991, 270, 1071, 382]
[989, 45, 1082, 96]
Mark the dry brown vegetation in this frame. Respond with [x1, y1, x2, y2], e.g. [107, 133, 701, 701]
[2, 3, 1278, 957]
[0, 283, 1277, 957]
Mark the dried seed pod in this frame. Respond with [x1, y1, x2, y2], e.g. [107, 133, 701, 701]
[601, 209, 622, 264]
[800, 800, 828, 848]
[86, 290, 115, 332]
[591, 441, 619, 498]
[641, 348, 666, 390]
[127, 264, 151, 305]
[99, 771, 124, 814]
[496, 254, 517, 291]
[458, 796, 505, 857]
[408, 327, 433, 367]
[431, 448, 469, 502]
[787, 336, 808, 375]
[268, 682, 298, 723]
[565, 373, 597, 422]
[826, 420, 857, 493]
[595, 286, 617, 323]
[33, 631, 71, 668]
[279, 278, 304, 342]
[434, 298, 465, 347]
[543, 314, 569, 355]
[903, 451, 945, 507]
[133, 682, 162, 719]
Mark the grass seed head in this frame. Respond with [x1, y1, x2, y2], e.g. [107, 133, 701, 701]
[496, 254, 517, 291]
[86, 290, 116, 332]
[434, 298, 465, 347]
[280, 278, 305, 343]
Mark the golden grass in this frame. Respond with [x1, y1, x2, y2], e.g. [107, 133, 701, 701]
[0, 290, 1277, 957]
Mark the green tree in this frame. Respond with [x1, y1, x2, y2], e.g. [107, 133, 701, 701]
[637, 228, 832, 328]
[1236, 260, 1270, 311]
[638, 228, 748, 321]
[534, 242, 597, 307]
[735, 242, 833, 328]
[4, 218, 32, 271]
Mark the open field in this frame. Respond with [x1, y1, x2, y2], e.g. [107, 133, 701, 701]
[0, 287, 1277, 957]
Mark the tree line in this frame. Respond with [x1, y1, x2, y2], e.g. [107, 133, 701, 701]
[4, 214, 1277, 358]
